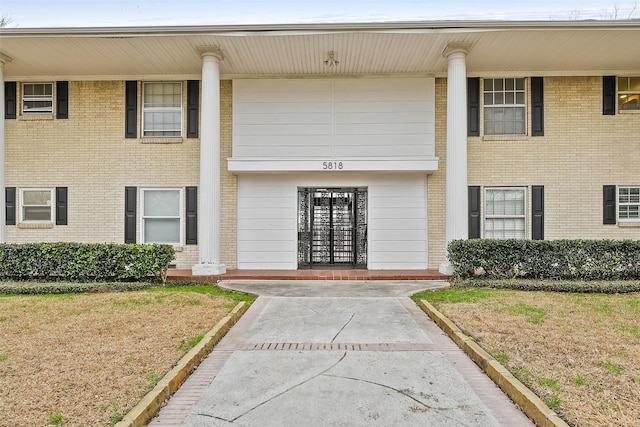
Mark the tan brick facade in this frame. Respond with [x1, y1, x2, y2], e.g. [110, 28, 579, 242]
[4, 76, 640, 271]
[466, 76, 640, 244]
[4, 80, 232, 269]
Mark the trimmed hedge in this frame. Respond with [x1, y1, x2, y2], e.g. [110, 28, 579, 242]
[0, 279, 200, 295]
[0, 243, 175, 283]
[457, 279, 640, 294]
[448, 239, 640, 280]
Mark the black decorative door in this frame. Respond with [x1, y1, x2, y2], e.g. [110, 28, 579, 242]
[298, 188, 367, 268]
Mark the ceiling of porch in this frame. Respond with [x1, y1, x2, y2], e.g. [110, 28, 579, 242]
[1, 20, 639, 80]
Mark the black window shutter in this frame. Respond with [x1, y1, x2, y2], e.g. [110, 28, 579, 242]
[5, 82, 17, 119]
[468, 186, 481, 238]
[531, 77, 544, 136]
[467, 77, 480, 136]
[5, 187, 16, 225]
[602, 76, 616, 116]
[125, 81, 138, 138]
[187, 80, 199, 138]
[124, 187, 137, 243]
[55, 187, 68, 225]
[56, 81, 69, 119]
[603, 185, 617, 224]
[532, 185, 544, 240]
[185, 186, 198, 244]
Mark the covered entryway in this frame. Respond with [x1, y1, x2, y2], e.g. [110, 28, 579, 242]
[298, 188, 367, 269]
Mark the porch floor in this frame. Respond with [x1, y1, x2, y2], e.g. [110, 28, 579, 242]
[166, 268, 449, 282]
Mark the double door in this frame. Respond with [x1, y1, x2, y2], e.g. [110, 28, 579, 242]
[298, 188, 367, 268]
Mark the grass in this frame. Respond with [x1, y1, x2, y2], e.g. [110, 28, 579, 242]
[48, 409, 70, 426]
[602, 360, 624, 376]
[179, 334, 205, 351]
[492, 350, 509, 365]
[500, 301, 547, 324]
[0, 281, 255, 427]
[414, 286, 640, 427]
[410, 288, 499, 308]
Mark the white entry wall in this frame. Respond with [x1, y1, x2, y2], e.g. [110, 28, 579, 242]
[237, 173, 428, 270]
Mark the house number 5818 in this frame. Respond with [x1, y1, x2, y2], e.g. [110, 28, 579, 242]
[322, 161, 343, 170]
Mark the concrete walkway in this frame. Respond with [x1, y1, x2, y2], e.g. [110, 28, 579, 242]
[149, 281, 533, 426]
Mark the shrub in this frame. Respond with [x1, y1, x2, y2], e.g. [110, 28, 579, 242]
[0, 242, 174, 283]
[448, 239, 640, 281]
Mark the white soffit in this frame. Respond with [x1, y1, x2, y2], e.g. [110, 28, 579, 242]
[1, 21, 639, 79]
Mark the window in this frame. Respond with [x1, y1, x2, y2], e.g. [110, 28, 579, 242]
[619, 186, 640, 221]
[22, 83, 53, 115]
[484, 78, 526, 135]
[484, 188, 526, 239]
[141, 188, 182, 244]
[618, 77, 640, 111]
[20, 189, 53, 222]
[142, 82, 182, 137]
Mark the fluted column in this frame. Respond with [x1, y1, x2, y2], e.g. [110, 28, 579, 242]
[440, 43, 471, 275]
[0, 53, 13, 243]
[192, 47, 226, 275]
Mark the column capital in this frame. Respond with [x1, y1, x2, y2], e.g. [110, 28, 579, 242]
[0, 52, 14, 66]
[196, 46, 225, 61]
[442, 42, 472, 58]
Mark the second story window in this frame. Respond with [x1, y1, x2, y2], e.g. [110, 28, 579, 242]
[618, 77, 640, 111]
[22, 83, 53, 115]
[484, 78, 526, 135]
[142, 82, 182, 137]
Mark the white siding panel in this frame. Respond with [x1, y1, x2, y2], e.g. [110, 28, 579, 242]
[239, 219, 292, 230]
[233, 78, 435, 160]
[240, 241, 294, 252]
[238, 229, 295, 241]
[370, 229, 427, 241]
[371, 208, 426, 219]
[236, 144, 332, 158]
[236, 112, 333, 125]
[237, 175, 297, 269]
[237, 173, 428, 270]
[368, 175, 428, 269]
[333, 101, 431, 113]
[239, 197, 294, 209]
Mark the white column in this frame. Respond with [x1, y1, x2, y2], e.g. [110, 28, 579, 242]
[0, 53, 13, 244]
[440, 43, 471, 275]
[192, 47, 226, 275]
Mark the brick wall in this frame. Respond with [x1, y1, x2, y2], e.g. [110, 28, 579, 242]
[466, 76, 640, 244]
[4, 80, 216, 269]
[5, 76, 638, 271]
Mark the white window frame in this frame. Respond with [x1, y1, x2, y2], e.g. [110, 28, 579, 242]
[618, 186, 640, 222]
[483, 78, 527, 136]
[142, 82, 183, 138]
[22, 82, 54, 115]
[140, 188, 183, 245]
[484, 187, 527, 239]
[20, 188, 54, 223]
[618, 77, 640, 111]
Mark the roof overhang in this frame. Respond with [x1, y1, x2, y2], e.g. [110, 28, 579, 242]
[1, 20, 639, 80]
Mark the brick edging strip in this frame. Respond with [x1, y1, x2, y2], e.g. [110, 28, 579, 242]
[114, 301, 249, 427]
[417, 300, 569, 427]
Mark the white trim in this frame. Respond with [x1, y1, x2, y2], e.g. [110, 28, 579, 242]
[21, 82, 54, 115]
[618, 185, 640, 222]
[141, 81, 184, 138]
[483, 187, 528, 239]
[227, 157, 439, 173]
[19, 188, 54, 223]
[140, 187, 184, 245]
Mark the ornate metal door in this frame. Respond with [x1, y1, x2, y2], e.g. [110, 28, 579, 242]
[298, 188, 367, 268]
